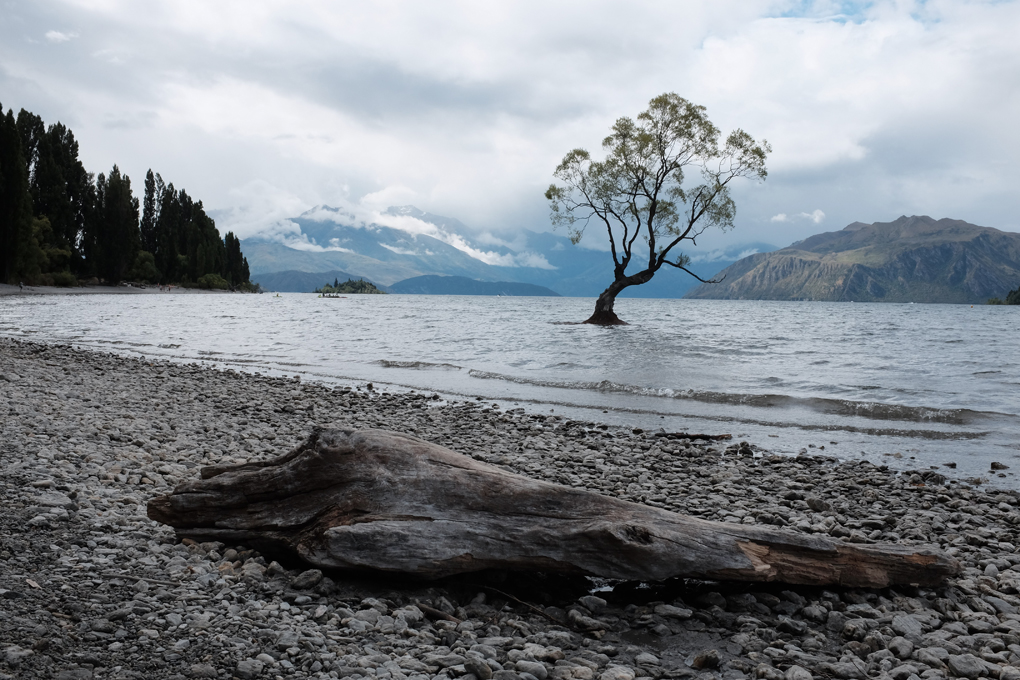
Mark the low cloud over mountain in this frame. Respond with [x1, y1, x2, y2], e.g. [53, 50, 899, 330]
[246, 206, 774, 296]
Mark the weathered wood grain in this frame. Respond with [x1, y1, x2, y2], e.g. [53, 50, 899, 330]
[147, 428, 959, 586]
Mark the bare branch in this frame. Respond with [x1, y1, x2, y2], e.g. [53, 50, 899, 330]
[661, 260, 726, 284]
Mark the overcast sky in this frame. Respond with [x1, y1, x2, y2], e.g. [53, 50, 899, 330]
[3, 0, 1019, 249]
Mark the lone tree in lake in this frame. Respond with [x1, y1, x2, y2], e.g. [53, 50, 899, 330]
[546, 93, 770, 325]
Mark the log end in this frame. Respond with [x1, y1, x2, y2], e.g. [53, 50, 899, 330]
[146, 494, 173, 525]
[727, 540, 960, 587]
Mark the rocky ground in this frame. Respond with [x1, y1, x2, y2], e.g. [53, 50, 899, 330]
[3, 337, 1020, 680]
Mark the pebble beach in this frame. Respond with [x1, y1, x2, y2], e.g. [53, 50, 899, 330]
[3, 338, 1020, 680]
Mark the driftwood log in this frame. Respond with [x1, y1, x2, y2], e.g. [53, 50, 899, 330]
[147, 429, 959, 587]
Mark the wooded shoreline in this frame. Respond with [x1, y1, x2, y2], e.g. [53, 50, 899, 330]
[0, 283, 240, 296]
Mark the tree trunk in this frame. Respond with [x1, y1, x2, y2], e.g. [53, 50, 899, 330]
[148, 428, 959, 587]
[584, 287, 626, 325]
[585, 269, 659, 325]
[585, 277, 633, 325]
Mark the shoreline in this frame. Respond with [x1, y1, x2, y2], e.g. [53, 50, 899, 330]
[2, 338, 1020, 679]
[0, 283, 239, 296]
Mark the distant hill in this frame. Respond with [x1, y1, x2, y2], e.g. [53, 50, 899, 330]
[242, 205, 776, 298]
[685, 216, 1020, 303]
[251, 269, 389, 293]
[389, 275, 560, 296]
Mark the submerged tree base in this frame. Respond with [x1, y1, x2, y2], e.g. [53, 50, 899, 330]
[583, 309, 627, 325]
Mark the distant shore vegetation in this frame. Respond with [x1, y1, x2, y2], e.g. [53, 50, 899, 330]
[987, 286, 1020, 305]
[316, 278, 385, 295]
[1, 102, 254, 290]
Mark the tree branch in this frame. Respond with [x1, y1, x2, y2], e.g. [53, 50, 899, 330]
[661, 260, 726, 284]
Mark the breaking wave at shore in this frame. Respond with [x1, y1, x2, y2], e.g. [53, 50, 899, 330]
[462, 369, 993, 425]
[1, 293, 1017, 479]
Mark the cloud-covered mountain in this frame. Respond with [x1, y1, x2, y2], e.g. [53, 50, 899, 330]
[685, 216, 1020, 303]
[389, 276, 559, 297]
[245, 206, 776, 297]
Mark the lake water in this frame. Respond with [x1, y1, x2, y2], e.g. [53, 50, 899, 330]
[2, 293, 1018, 488]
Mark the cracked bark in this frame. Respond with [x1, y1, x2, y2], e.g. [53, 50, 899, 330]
[147, 428, 958, 586]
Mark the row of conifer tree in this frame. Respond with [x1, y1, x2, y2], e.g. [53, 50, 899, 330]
[0, 102, 251, 289]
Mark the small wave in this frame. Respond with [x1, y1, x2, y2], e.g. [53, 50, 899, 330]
[377, 360, 462, 371]
[158, 343, 181, 349]
[94, 339, 152, 348]
[465, 369, 997, 425]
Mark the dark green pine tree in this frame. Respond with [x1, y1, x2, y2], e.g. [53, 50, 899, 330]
[223, 231, 249, 285]
[0, 105, 39, 283]
[191, 200, 225, 282]
[89, 166, 140, 282]
[153, 183, 181, 283]
[15, 110, 44, 182]
[28, 120, 93, 274]
[140, 169, 162, 254]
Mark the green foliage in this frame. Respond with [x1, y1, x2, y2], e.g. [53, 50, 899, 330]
[197, 273, 230, 290]
[140, 169, 159, 254]
[51, 270, 77, 287]
[29, 120, 92, 267]
[223, 231, 249, 285]
[88, 165, 140, 282]
[546, 93, 769, 298]
[0, 105, 37, 283]
[0, 103, 255, 289]
[988, 286, 1020, 305]
[127, 250, 160, 283]
[33, 216, 72, 274]
[316, 278, 385, 294]
[152, 185, 236, 286]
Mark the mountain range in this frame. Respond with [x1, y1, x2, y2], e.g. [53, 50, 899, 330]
[685, 216, 1020, 303]
[243, 206, 775, 297]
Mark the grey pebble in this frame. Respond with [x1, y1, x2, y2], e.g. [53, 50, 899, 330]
[290, 568, 322, 590]
[2, 338, 1020, 680]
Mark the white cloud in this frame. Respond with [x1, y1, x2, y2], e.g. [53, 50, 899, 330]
[45, 30, 77, 43]
[211, 180, 309, 239]
[690, 247, 761, 263]
[302, 205, 358, 225]
[280, 236, 352, 253]
[378, 243, 417, 256]
[245, 220, 353, 252]
[372, 210, 556, 269]
[4, 0, 1019, 254]
[799, 209, 825, 224]
[769, 209, 824, 226]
